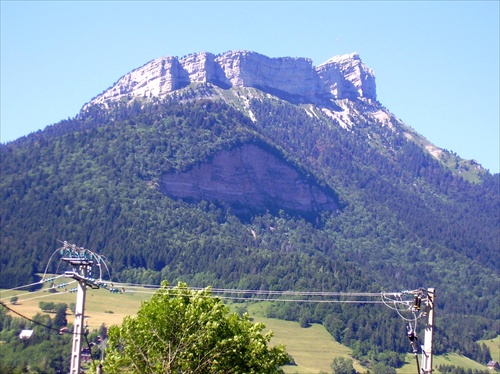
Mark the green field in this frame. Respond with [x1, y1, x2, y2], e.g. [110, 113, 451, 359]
[260, 318, 368, 373]
[0, 284, 492, 373]
[397, 353, 489, 373]
[243, 302, 368, 373]
[479, 336, 500, 362]
[1, 284, 153, 330]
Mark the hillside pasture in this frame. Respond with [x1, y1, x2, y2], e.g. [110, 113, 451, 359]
[478, 336, 500, 362]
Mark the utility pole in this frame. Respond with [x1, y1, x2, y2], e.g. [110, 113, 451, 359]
[421, 288, 435, 373]
[62, 244, 100, 374]
[383, 287, 436, 374]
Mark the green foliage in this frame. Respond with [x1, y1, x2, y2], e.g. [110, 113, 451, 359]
[38, 302, 67, 329]
[53, 303, 68, 329]
[0, 305, 72, 373]
[39, 301, 55, 312]
[104, 281, 289, 373]
[330, 357, 356, 374]
[1, 96, 498, 366]
[371, 362, 396, 374]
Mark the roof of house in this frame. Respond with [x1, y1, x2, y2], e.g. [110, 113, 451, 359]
[19, 329, 34, 339]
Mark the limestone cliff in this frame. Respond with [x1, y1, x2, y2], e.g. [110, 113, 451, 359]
[316, 52, 376, 101]
[87, 50, 376, 106]
[160, 144, 339, 218]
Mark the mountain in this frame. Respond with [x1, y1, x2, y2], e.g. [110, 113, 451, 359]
[86, 50, 486, 181]
[1, 50, 499, 366]
[87, 51, 376, 106]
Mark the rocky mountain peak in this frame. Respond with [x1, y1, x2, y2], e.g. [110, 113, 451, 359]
[86, 50, 376, 107]
[316, 52, 376, 101]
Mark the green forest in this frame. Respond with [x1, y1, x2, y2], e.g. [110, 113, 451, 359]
[1, 91, 498, 372]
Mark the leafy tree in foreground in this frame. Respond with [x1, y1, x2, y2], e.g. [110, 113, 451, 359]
[104, 281, 289, 374]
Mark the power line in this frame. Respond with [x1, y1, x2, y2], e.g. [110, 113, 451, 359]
[214, 295, 388, 304]
[3, 277, 417, 305]
[7, 288, 77, 304]
[111, 282, 417, 306]
[116, 282, 400, 297]
[125, 290, 388, 304]
[0, 274, 66, 294]
[3, 276, 424, 309]
[0, 280, 77, 303]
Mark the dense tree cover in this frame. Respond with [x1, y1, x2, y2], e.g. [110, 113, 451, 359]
[1, 94, 498, 367]
[248, 98, 499, 273]
[0, 305, 72, 373]
[0, 303, 107, 373]
[104, 281, 289, 373]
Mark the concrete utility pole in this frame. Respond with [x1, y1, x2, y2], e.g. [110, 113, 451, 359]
[63, 251, 99, 374]
[420, 288, 436, 373]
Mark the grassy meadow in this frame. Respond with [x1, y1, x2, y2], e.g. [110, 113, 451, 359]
[1, 283, 152, 330]
[396, 353, 490, 373]
[243, 302, 368, 373]
[478, 335, 500, 362]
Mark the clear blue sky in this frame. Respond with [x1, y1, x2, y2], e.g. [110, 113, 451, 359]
[1, 1, 499, 173]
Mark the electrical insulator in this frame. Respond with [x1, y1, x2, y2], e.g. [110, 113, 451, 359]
[413, 295, 421, 310]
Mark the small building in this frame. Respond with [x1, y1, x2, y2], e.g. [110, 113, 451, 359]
[487, 361, 500, 371]
[19, 330, 33, 339]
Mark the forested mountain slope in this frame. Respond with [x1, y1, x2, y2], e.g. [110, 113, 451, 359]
[1, 52, 499, 366]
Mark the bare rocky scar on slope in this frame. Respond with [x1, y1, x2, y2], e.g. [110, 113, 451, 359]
[159, 144, 340, 221]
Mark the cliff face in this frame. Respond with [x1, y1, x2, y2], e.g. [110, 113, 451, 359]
[160, 144, 339, 218]
[317, 53, 376, 101]
[87, 50, 376, 106]
[85, 50, 377, 220]
[214, 51, 321, 103]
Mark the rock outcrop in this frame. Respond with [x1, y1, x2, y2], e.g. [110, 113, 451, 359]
[160, 144, 339, 218]
[87, 50, 376, 107]
[317, 53, 376, 101]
